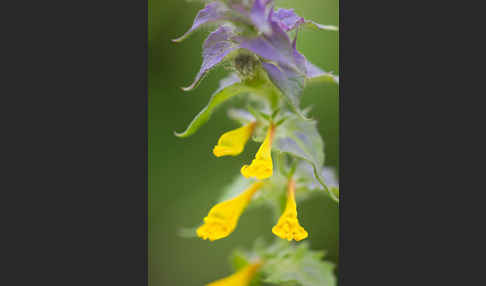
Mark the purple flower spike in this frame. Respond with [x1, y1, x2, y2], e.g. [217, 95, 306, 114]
[172, 2, 229, 43]
[182, 26, 238, 91]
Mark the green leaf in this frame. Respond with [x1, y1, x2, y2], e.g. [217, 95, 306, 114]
[273, 116, 338, 203]
[313, 168, 339, 203]
[329, 187, 339, 201]
[175, 73, 255, 138]
[176, 68, 282, 137]
[230, 240, 336, 286]
[273, 116, 324, 170]
[262, 242, 336, 286]
[294, 161, 339, 202]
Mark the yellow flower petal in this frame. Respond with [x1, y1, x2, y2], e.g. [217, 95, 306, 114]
[272, 180, 308, 241]
[241, 124, 275, 180]
[197, 182, 264, 241]
[207, 261, 262, 286]
[213, 123, 256, 157]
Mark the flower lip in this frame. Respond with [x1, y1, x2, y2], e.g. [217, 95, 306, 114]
[213, 122, 256, 157]
[197, 181, 264, 241]
[272, 179, 308, 241]
[241, 124, 276, 180]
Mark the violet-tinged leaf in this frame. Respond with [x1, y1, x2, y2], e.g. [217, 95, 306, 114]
[315, 165, 339, 202]
[273, 115, 339, 202]
[272, 8, 304, 32]
[250, 0, 273, 34]
[272, 8, 338, 32]
[236, 19, 308, 112]
[237, 36, 291, 70]
[292, 35, 307, 71]
[296, 161, 339, 193]
[182, 25, 238, 91]
[322, 168, 338, 189]
[304, 20, 339, 31]
[236, 18, 300, 71]
[262, 62, 305, 114]
[273, 116, 325, 168]
[306, 60, 339, 84]
[172, 2, 230, 43]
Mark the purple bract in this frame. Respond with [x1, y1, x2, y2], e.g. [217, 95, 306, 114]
[175, 0, 338, 106]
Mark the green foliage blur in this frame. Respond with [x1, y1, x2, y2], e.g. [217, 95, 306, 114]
[148, 0, 339, 285]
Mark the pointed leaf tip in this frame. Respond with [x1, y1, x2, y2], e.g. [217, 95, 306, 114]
[172, 2, 230, 44]
[181, 26, 237, 92]
[181, 84, 195, 92]
[174, 130, 185, 138]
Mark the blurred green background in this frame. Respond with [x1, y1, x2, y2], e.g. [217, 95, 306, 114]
[148, 0, 339, 285]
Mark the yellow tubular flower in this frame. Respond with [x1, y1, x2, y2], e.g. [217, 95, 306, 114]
[240, 124, 275, 180]
[213, 122, 256, 157]
[207, 261, 262, 286]
[197, 182, 264, 241]
[272, 179, 308, 241]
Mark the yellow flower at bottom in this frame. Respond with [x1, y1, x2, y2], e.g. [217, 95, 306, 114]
[240, 124, 275, 180]
[197, 182, 263, 241]
[207, 261, 262, 286]
[213, 122, 256, 157]
[272, 180, 308, 241]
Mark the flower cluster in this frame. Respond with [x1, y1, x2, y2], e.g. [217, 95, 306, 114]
[173, 1, 339, 285]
